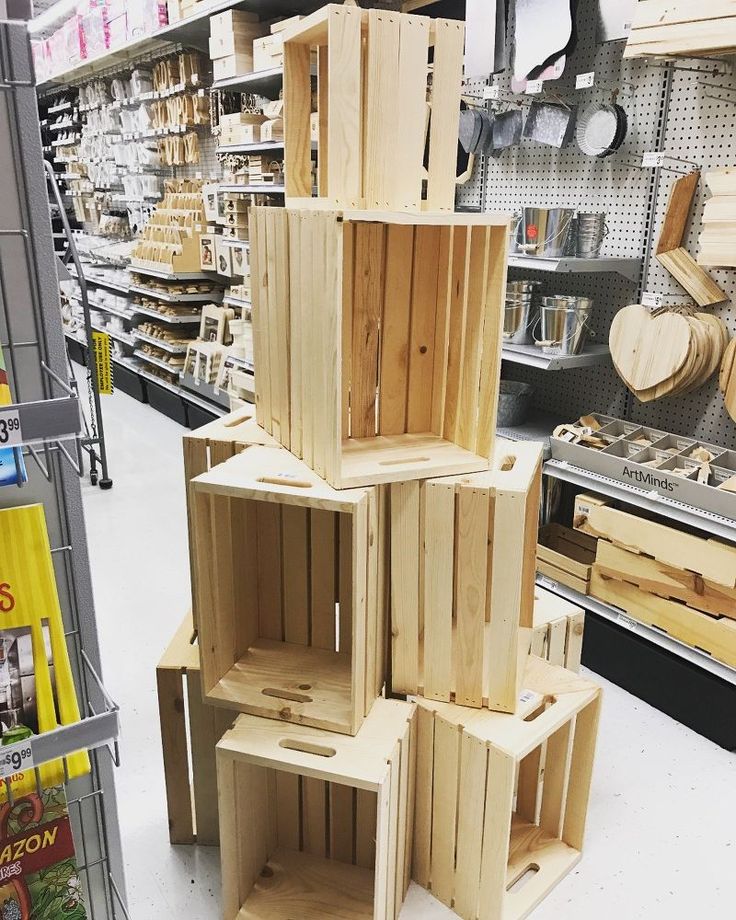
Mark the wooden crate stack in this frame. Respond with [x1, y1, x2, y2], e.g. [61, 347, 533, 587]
[170, 5, 602, 918]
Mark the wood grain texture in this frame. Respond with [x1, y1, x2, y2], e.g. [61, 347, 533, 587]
[284, 42, 313, 198]
[407, 226, 441, 433]
[656, 171, 700, 254]
[390, 482, 421, 693]
[379, 225, 414, 435]
[327, 6, 363, 205]
[351, 222, 385, 438]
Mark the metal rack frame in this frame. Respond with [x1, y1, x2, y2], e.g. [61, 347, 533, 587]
[0, 20, 127, 918]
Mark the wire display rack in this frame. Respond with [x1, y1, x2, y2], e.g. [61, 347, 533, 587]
[0, 19, 127, 918]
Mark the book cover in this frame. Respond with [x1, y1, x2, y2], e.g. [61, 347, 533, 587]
[0, 349, 26, 489]
[0, 784, 87, 919]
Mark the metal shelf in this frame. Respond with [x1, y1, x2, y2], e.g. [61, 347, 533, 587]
[71, 268, 130, 295]
[221, 238, 250, 250]
[501, 342, 610, 370]
[543, 459, 736, 543]
[133, 362, 181, 395]
[535, 575, 736, 687]
[131, 304, 202, 324]
[133, 330, 191, 354]
[92, 324, 136, 346]
[129, 283, 221, 303]
[48, 100, 74, 113]
[134, 348, 184, 374]
[0, 396, 81, 445]
[507, 253, 642, 284]
[212, 65, 284, 97]
[72, 294, 131, 320]
[218, 140, 286, 154]
[129, 263, 214, 280]
[218, 184, 286, 195]
[180, 371, 231, 409]
[224, 295, 252, 309]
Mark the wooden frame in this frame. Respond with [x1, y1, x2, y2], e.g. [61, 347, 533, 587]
[216, 698, 415, 920]
[283, 4, 464, 211]
[389, 439, 542, 713]
[537, 523, 597, 595]
[190, 444, 388, 736]
[624, 3, 736, 60]
[413, 656, 602, 920]
[532, 586, 585, 673]
[250, 207, 509, 489]
[156, 611, 234, 845]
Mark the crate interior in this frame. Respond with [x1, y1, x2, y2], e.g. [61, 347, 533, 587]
[231, 761, 379, 919]
[200, 493, 357, 732]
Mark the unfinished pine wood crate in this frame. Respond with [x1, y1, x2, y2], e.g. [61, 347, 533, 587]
[283, 4, 463, 211]
[413, 656, 601, 920]
[184, 407, 279, 629]
[217, 698, 415, 920]
[532, 586, 585, 673]
[389, 439, 542, 713]
[156, 610, 234, 845]
[537, 523, 596, 595]
[251, 207, 509, 489]
[190, 444, 388, 735]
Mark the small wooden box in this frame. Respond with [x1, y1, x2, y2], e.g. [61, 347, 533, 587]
[537, 523, 596, 595]
[157, 611, 234, 845]
[532, 586, 585, 672]
[413, 656, 601, 920]
[190, 444, 388, 735]
[253, 33, 284, 70]
[283, 5, 463, 211]
[217, 698, 415, 920]
[213, 53, 254, 81]
[251, 207, 509, 489]
[389, 439, 543, 713]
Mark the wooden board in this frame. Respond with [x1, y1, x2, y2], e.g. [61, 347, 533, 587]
[656, 247, 727, 306]
[609, 304, 691, 391]
[624, 3, 736, 58]
[656, 171, 700, 254]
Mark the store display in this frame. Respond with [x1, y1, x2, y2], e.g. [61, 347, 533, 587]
[698, 167, 736, 267]
[624, 2, 736, 59]
[389, 440, 542, 712]
[576, 101, 627, 157]
[532, 586, 585, 670]
[0, 350, 27, 488]
[538, 524, 597, 595]
[537, 294, 594, 355]
[523, 100, 577, 148]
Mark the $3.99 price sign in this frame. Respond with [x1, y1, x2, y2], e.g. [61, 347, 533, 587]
[0, 739, 34, 780]
[0, 409, 22, 447]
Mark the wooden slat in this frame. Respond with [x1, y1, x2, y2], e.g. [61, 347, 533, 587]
[275, 771, 301, 851]
[330, 783, 356, 864]
[547, 617, 568, 667]
[184, 437, 208, 632]
[453, 730, 487, 919]
[217, 754, 242, 916]
[318, 46, 329, 197]
[426, 19, 464, 210]
[375, 486, 390, 701]
[565, 612, 585, 673]
[310, 509, 338, 651]
[356, 788, 378, 868]
[403, 713, 418, 894]
[284, 42, 313, 198]
[207, 492, 239, 687]
[516, 744, 543, 826]
[407, 226, 441, 433]
[422, 481, 455, 701]
[342, 222, 355, 440]
[456, 227, 491, 451]
[299, 211, 315, 469]
[540, 720, 574, 839]
[476, 226, 507, 458]
[430, 714, 460, 907]
[251, 208, 272, 432]
[412, 704, 434, 887]
[156, 667, 193, 844]
[364, 10, 401, 208]
[395, 15, 431, 210]
[354, 497, 370, 726]
[478, 747, 515, 920]
[390, 482, 421, 694]
[309, 213, 328, 478]
[288, 210, 304, 458]
[256, 502, 284, 642]
[282, 505, 310, 646]
[520, 459, 542, 629]
[455, 485, 489, 708]
[351, 222, 385, 438]
[442, 226, 469, 440]
[265, 207, 291, 447]
[562, 696, 601, 851]
[430, 226, 453, 437]
[302, 777, 328, 857]
[188, 669, 230, 846]
[338, 512, 354, 655]
[656, 171, 700, 254]
[378, 225, 414, 435]
[327, 5, 364, 205]
[385, 744, 401, 920]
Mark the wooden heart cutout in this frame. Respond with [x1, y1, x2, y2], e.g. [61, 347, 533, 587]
[609, 304, 692, 391]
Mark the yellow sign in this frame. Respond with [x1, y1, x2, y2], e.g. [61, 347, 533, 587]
[91, 331, 113, 395]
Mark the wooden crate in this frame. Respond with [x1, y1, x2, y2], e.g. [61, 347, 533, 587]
[190, 444, 388, 735]
[184, 407, 279, 629]
[389, 439, 542, 713]
[156, 611, 234, 845]
[217, 698, 415, 920]
[623, 3, 736, 60]
[283, 4, 463, 211]
[532, 586, 585, 673]
[250, 207, 509, 488]
[537, 523, 596, 595]
[413, 656, 601, 920]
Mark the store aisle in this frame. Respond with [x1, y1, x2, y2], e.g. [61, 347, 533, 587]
[78, 378, 736, 920]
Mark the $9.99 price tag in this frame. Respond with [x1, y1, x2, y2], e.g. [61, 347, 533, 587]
[0, 739, 34, 780]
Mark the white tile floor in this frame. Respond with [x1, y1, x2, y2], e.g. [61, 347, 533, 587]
[79, 377, 736, 919]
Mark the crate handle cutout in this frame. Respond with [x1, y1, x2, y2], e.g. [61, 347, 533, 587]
[378, 456, 431, 467]
[262, 687, 314, 703]
[506, 863, 540, 893]
[279, 739, 337, 758]
[257, 476, 313, 488]
[523, 696, 557, 721]
[223, 413, 255, 428]
[498, 454, 518, 472]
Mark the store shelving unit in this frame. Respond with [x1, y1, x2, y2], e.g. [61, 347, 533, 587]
[2, 21, 127, 917]
[507, 253, 642, 283]
[502, 342, 610, 370]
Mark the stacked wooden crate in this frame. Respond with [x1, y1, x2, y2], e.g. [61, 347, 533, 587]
[169, 6, 602, 918]
[575, 493, 736, 668]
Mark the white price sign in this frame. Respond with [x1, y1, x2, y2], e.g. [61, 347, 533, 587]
[642, 291, 665, 308]
[526, 79, 544, 94]
[642, 151, 666, 168]
[0, 410, 22, 447]
[483, 85, 500, 100]
[576, 71, 595, 89]
[0, 739, 34, 779]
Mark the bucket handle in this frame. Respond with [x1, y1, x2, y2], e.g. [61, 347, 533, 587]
[532, 313, 595, 347]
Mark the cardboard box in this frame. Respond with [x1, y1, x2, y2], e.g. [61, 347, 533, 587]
[213, 53, 253, 81]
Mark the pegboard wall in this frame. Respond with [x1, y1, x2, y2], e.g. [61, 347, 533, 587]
[468, 0, 736, 450]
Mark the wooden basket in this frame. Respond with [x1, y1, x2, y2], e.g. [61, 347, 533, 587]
[413, 656, 602, 920]
[389, 439, 543, 712]
[283, 4, 464, 211]
[532, 586, 585, 673]
[216, 698, 415, 920]
[190, 444, 388, 735]
[251, 207, 509, 488]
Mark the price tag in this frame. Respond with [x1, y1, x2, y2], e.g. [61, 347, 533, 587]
[483, 85, 500, 100]
[0, 739, 33, 779]
[641, 291, 664, 308]
[642, 151, 665, 168]
[623, 20, 633, 36]
[538, 576, 558, 592]
[525, 79, 543, 94]
[576, 71, 595, 89]
[0, 409, 22, 447]
[617, 613, 638, 632]
[518, 689, 540, 705]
